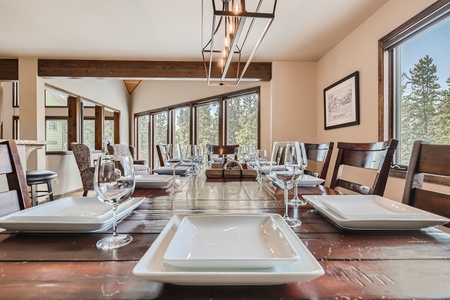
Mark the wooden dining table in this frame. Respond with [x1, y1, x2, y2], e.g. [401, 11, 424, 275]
[1, 171, 450, 299]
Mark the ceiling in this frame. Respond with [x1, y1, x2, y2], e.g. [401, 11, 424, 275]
[0, 0, 388, 62]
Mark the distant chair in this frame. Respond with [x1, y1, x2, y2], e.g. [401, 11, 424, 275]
[402, 140, 450, 227]
[71, 143, 95, 197]
[329, 139, 398, 196]
[155, 144, 167, 167]
[0, 140, 32, 216]
[208, 145, 239, 161]
[107, 144, 150, 175]
[303, 142, 334, 182]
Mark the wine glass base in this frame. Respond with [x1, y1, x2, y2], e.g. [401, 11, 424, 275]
[96, 234, 133, 250]
[283, 217, 302, 228]
[288, 198, 308, 206]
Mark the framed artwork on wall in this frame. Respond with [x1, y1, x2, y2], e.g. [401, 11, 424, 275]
[323, 71, 360, 130]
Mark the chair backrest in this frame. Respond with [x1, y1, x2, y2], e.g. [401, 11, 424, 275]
[402, 140, 450, 227]
[70, 143, 92, 173]
[155, 144, 167, 167]
[0, 140, 32, 216]
[209, 145, 239, 160]
[108, 144, 132, 158]
[128, 145, 137, 160]
[304, 142, 334, 180]
[329, 139, 398, 196]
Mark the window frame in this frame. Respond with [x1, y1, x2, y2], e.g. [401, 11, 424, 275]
[378, 1, 450, 166]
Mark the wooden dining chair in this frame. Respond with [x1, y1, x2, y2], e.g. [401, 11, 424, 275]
[208, 145, 239, 161]
[155, 144, 167, 167]
[303, 142, 334, 181]
[0, 140, 32, 217]
[329, 139, 398, 196]
[402, 140, 450, 227]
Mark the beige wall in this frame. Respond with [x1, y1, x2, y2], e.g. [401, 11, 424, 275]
[316, 0, 436, 199]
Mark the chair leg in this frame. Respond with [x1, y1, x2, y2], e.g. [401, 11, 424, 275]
[30, 185, 37, 207]
[83, 190, 88, 197]
[47, 181, 54, 201]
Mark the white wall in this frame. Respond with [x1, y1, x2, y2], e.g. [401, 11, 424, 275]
[316, 0, 436, 198]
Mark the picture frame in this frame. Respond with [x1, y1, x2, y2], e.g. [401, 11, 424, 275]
[323, 71, 360, 130]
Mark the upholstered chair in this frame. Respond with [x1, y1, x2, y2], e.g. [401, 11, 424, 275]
[107, 144, 150, 175]
[70, 143, 95, 197]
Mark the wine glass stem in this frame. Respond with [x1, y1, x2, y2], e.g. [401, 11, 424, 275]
[172, 167, 176, 186]
[284, 188, 289, 218]
[112, 205, 118, 238]
[294, 184, 298, 198]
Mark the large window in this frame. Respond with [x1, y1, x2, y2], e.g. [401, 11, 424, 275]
[135, 88, 260, 169]
[46, 118, 68, 151]
[380, 2, 450, 165]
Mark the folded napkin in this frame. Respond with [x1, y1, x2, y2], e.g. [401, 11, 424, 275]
[153, 166, 192, 176]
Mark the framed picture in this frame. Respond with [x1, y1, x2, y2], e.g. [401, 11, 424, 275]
[323, 71, 360, 130]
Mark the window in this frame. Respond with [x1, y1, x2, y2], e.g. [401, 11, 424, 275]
[134, 87, 260, 169]
[45, 88, 68, 107]
[225, 92, 259, 146]
[136, 115, 150, 162]
[380, 2, 450, 165]
[46, 118, 68, 151]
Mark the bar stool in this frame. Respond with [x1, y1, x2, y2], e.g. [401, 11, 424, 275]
[26, 170, 58, 206]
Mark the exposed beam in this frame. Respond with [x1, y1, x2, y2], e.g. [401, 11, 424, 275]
[0, 59, 19, 81]
[38, 59, 272, 81]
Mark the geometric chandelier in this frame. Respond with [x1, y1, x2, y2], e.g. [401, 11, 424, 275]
[202, 0, 277, 86]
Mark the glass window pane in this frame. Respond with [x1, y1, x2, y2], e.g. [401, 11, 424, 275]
[83, 119, 95, 149]
[136, 115, 149, 161]
[173, 107, 190, 147]
[196, 102, 219, 150]
[226, 93, 259, 146]
[46, 119, 68, 151]
[45, 88, 68, 106]
[395, 16, 450, 164]
[104, 119, 114, 145]
[153, 112, 168, 167]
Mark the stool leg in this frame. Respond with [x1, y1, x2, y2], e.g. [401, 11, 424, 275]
[47, 181, 54, 201]
[30, 185, 37, 206]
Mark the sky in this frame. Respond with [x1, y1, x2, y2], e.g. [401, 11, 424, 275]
[401, 17, 450, 89]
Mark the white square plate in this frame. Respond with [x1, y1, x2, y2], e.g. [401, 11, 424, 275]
[304, 195, 450, 230]
[163, 215, 298, 269]
[135, 174, 174, 188]
[0, 197, 145, 232]
[133, 214, 325, 285]
[297, 174, 325, 186]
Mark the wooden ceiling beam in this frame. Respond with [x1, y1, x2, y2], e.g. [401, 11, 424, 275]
[0, 59, 19, 81]
[38, 59, 272, 81]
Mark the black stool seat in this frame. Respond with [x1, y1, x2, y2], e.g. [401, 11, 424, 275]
[26, 170, 58, 206]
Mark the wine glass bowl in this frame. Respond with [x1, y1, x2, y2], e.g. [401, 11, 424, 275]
[94, 154, 135, 250]
[268, 142, 303, 227]
[166, 144, 182, 193]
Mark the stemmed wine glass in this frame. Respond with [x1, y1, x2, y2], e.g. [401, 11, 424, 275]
[247, 144, 257, 162]
[205, 145, 213, 165]
[268, 141, 303, 227]
[289, 143, 308, 206]
[185, 144, 198, 176]
[165, 144, 182, 193]
[94, 154, 136, 250]
[254, 149, 267, 182]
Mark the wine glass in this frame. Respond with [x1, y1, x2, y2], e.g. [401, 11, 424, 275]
[288, 143, 308, 206]
[165, 144, 182, 193]
[247, 144, 257, 162]
[94, 154, 136, 250]
[268, 142, 303, 227]
[184, 144, 198, 176]
[205, 145, 213, 165]
[254, 149, 267, 182]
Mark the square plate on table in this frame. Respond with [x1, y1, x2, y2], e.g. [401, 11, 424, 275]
[163, 215, 298, 269]
[297, 174, 325, 187]
[135, 174, 174, 189]
[304, 195, 450, 230]
[260, 165, 287, 175]
[133, 213, 324, 285]
[0, 197, 145, 232]
[153, 166, 192, 176]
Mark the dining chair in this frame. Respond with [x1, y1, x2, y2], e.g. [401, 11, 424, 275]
[70, 143, 95, 197]
[208, 145, 239, 161]
[402, 140, 450, 227]
[303, 142, 334, 181]
[155, 144, 167, 167]
[0, 140, 32, 217]
[329, 139, 398, 196]
[107, 144, 150, 175]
